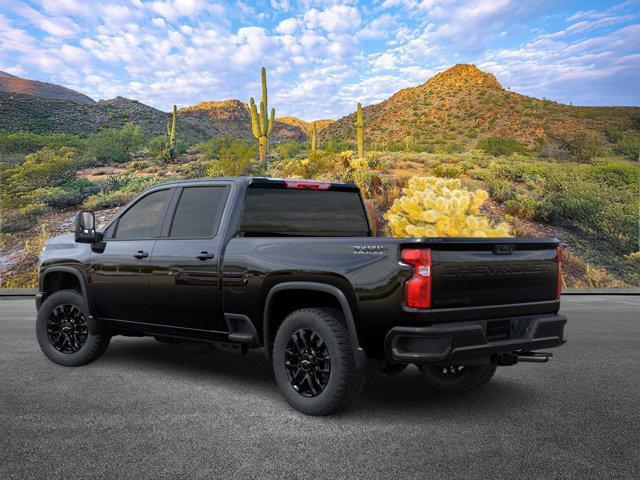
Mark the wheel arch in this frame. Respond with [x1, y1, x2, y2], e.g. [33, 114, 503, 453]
[40, 266, 99, 331]
[263, 281, 362, 360]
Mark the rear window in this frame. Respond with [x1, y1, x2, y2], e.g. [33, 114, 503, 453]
[239, 188, 370, 237]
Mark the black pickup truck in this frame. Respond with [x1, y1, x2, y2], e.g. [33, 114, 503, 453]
[36, 177, 566, 415]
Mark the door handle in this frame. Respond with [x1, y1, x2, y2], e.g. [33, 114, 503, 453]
[196, 251, 215, 261]
[134, 250, 149, 259]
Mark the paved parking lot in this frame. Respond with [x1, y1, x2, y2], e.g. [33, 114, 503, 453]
[1, 295, 639, 479]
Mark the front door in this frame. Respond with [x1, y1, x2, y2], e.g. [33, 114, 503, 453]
[90, 188, 172, 322]
[149, 184, 230, 331]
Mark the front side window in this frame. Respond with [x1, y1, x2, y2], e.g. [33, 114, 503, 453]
[115, 189, 169, 240]
[170, 186, 228, 238]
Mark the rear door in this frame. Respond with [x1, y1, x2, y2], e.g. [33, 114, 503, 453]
[148, 183, 230, 330]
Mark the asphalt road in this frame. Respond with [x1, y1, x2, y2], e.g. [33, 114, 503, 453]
[1, 296, 639, 479]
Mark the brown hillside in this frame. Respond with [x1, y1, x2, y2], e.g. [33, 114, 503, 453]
[0, 92, 208, 142]
[179, 100, 306, 142]
[277, 116, 334, 135]
[0, 71, 94, 104]
[321, 64, 640, 148]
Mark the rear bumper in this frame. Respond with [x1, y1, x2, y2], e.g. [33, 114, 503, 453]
[385, 313, 566, 364]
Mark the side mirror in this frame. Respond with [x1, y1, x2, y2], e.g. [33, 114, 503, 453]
[75, 211, 99, 243]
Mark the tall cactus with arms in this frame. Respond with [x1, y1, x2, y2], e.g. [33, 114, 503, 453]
[165, 104, 177, 162]
[250, 67, 275, 166]
[355, 102, 364, 160]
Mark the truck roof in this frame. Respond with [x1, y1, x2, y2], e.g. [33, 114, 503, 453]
[157, 177, 360, 191]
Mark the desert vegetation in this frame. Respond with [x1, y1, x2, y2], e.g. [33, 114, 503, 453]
[1, 64, 638, 288]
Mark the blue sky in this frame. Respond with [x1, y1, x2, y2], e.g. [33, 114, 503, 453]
[0, 0, 638, 120]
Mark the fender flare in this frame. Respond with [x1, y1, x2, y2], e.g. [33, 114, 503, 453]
[40, 266, 102, 334]
[263, 281, 364, 360]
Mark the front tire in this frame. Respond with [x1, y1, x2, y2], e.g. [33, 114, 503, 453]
[420, 362, 497, 393]
[272, 308, 366, 416]
[36, 290, 110, 367]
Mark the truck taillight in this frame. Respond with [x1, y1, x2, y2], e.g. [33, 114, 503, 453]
[285, 180, 331, 190]
[401, 248, 431, 309]
[556, 245, 562, 300]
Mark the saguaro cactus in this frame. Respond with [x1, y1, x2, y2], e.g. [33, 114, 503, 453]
[166, 104, 177, 161]
[250, 67, 275, 167]
[355, 102, 364, 160]
[310, 122, 317, 152]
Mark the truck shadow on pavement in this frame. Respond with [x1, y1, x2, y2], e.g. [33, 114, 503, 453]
[101, 337, 538, 417]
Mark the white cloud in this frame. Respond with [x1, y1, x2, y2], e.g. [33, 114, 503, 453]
[174, 0, 207, 17]
[305, 5, 361, 33]
[1, 65, 26, 76]
[8, 2, 80, 37]
[271, 0, 291, 11]
[372, 52, 397, 70]
[358, 13, 396, 39]
[276, 17, 298, 35]
[147, 1, 180, 21]
[0, 0, 636, 118]
[0, 13, 36, 53]
[57, 44, 90, 64]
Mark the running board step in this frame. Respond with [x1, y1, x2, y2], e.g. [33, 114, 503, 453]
[212, 341, 247, 354]
[227, 333, 254, 344]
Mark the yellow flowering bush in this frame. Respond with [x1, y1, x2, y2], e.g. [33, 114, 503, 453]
[384, 176, 512, 237]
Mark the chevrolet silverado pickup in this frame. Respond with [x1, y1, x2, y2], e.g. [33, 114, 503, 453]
[36, 177, 566, 415]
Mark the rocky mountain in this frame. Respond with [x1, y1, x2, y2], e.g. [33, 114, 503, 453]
[0, 84, 305, 143]
[179, 100, 306, 142]
[0, 91, 205, 140]
[277, 116, 334, 135]
[321, 64, 640, 148]
[0, 71, 94, 104]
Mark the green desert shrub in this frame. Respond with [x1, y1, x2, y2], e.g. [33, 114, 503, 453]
[0, 147, 81, 210]
[81, 174, 169, 211]
[0, 147, 98, 231]
[275, 141, 306, 160]
[148, 135, 167, 157]
[432, 163, 464, 178]
[31, 178, 99, 209]
[27, 117, 54, 134]
[193, 136, 256, 159]
[198, 137, 257, 177]
[175, 160, 206, 179]
[88, 123, 144, 162]
[555, 132, 603, 162]
[505, 194, 540, 220]
[0, 131, 87, 154]
[476, 158, 638, 254]
[477, 136, 529, 156]
[615, 133, 640, 160]
[83, 190, 136, 210]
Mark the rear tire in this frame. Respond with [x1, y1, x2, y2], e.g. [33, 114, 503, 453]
[36, 290, 110, 367]
[420, 363, 497, 393]
[272, 308, 366, 416]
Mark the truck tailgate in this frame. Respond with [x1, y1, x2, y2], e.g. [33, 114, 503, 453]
[429, 239, 560, 309]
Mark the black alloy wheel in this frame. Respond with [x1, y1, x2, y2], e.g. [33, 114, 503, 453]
[285, 328, 331, 397]
[47, 304, 89, 353]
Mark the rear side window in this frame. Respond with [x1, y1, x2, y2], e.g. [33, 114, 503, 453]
[239, 188, 370, 237]
[115, 189, 169, 240]
[170, 186, 227, 238]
